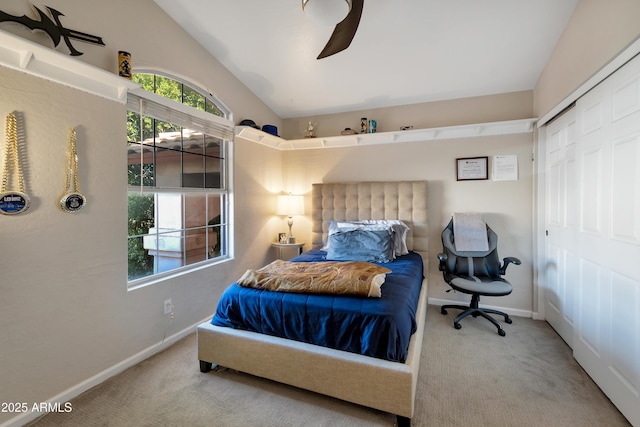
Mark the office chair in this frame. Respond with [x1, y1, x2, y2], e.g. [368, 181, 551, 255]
[437, 217, 521, 336]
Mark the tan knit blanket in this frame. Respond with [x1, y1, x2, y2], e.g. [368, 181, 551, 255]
[236, 260, 392, 297]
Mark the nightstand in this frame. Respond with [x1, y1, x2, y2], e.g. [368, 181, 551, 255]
[272, 242, 304, 259]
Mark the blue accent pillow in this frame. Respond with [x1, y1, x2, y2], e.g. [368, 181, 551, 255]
[326, 229, 394, 263]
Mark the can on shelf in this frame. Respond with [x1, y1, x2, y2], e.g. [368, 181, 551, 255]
[360, 117, 367, 133]
[118, 51, 132, 79]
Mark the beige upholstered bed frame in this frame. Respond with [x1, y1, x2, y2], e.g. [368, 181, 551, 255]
[197, 181, 428, 426]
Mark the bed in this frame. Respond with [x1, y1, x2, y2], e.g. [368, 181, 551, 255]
[197, 181, 429, 426]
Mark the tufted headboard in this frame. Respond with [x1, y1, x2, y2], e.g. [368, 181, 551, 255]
[311, 181, 429, 268]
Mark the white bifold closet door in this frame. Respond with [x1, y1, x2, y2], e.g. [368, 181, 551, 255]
[544, 106, 577, 347]
[544, 53, 640, 426]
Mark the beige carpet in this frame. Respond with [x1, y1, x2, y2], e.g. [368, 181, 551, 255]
[28, 305, 631, 427]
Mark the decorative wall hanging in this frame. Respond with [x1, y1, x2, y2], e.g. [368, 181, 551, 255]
[59, 127, 86, 213]
[0, 113, 30, 215]
[0, 5, 105, 56]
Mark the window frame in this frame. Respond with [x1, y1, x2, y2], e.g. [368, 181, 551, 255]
[134, 69, 233, 119]
[126, 73, 234, 288]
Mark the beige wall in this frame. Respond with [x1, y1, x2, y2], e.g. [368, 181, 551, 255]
[0, 0, 281, 128]
[0, 1, 284, 425]
[282, 91, 533, 139]
[282, 132, 534, 314]
[0, 66, 283, 422]
[233, 137, 285, 267]
[278, 83, 537, 316]
[534, 0, 640, 118]
[280, 74, 537, 315]
[0, 68, 128, 414]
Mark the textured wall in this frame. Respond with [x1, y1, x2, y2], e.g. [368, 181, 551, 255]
[0, 1, 284, 424]
[534, 0, 640, 118]
[282, 132, 534, 314]
[282, 91, 534, 140]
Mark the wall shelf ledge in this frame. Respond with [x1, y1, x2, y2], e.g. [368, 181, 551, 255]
[236, 118, 538, 150]
[0, 29, 138, 104]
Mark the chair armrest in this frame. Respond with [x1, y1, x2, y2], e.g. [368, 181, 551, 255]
[437, 253, 447, 271]
[499, 256, 521, 275]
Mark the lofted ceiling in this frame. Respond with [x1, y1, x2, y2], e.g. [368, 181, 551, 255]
[154, 0, 579, 119]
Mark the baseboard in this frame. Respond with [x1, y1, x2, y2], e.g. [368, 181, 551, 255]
[427, 297, 532, 318]
[1, 315, 213, 427]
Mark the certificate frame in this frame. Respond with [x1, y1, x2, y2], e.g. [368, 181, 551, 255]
[456, 156, 488, 181]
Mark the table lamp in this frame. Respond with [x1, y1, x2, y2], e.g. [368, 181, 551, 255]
[276, 194, 305, 243]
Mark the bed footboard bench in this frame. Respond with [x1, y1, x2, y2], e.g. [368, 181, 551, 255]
[198, 277, 427, 425]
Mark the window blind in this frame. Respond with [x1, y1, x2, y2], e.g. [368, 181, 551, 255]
[127, 88, 235, 141]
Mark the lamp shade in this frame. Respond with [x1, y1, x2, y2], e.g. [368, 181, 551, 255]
[276, 194, 305, 216]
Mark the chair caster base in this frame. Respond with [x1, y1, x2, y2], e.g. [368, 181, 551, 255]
[441, 303, 511, 336]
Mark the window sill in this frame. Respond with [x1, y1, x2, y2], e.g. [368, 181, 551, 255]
[127, 255, 232, 291]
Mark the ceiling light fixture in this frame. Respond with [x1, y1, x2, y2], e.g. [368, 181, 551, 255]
[302, 0, 351, 26]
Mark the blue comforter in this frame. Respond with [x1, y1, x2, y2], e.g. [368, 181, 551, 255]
[211, 250, 424, 362]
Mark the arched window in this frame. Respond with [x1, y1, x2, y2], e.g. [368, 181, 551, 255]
[132, 72, 230, 118]
[126, 72, 233, 285]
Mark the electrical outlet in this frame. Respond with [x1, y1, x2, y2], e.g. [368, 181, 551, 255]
[164, 299, 173, 315]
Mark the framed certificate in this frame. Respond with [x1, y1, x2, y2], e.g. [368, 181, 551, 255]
[456, 156, 488, 181]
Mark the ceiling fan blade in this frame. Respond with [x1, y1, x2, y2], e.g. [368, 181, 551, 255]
[316, 0, 364, 59]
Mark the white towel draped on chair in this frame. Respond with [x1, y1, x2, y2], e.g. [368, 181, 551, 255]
[452, 213, 489, 252]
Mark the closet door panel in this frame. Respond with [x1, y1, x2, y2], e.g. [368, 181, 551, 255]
[609, 271, 639, 395]
[544, 108, 577, 345]
[571, 53, 640, 426]
[611, 135, 640, 245]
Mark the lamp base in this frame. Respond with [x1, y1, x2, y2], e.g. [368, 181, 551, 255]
[287, 217, 295, 243]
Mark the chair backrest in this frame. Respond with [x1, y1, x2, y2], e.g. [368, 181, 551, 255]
[441, 219, 501, 279]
